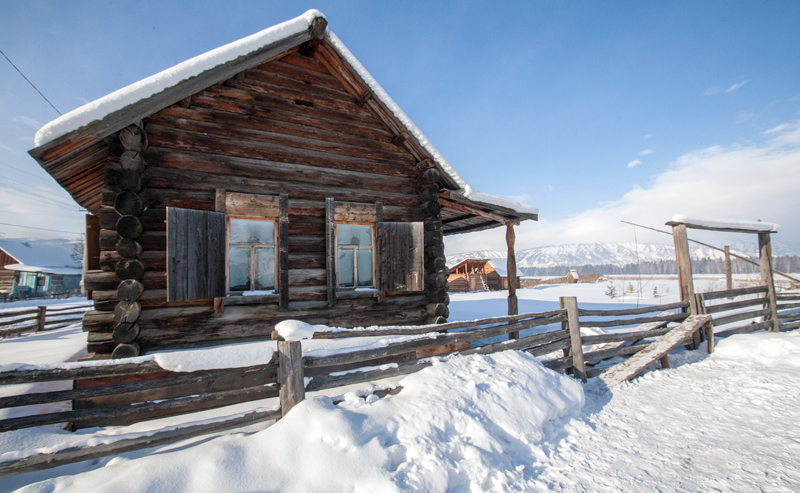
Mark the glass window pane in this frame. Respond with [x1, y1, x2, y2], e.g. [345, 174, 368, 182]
[230, 218, 274, 245]
[336, 224, 372, 246]
[357, 249, 373, 287]
[337, 248, 354, 287]
[254, 247, 275, 290]
[229, 247, 251, 291]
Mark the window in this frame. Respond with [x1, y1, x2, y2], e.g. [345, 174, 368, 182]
[228, 217, 277, 293]
[336, 224, 374, 288]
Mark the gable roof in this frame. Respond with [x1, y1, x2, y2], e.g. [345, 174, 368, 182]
[28, 10, 537, 234]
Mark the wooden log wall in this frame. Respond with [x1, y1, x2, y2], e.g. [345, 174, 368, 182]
[84, 51, 440, 356]
[419, 167, 449, 323]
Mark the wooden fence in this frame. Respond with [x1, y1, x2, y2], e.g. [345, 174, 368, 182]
[0, 303, 93, 338]
[0, 286, 797, 477]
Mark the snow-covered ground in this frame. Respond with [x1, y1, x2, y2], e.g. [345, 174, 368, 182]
[1, 283, 799, 491]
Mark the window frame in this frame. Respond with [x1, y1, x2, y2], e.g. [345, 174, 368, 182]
[334, 221, 376, 290]
[226, 215, 279, 295]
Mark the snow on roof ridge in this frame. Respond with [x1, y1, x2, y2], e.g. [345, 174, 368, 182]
[34, 10, 537, 219]
[669, 215, 780, 233]
[33, 9, 325, 147]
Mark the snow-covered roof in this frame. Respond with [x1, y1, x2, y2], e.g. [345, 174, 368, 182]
[31, 10, 537, 223]
[667, 215, 780, 234]
[0, 240, 80, 270]
[486, 259, 522, 278]
[4, 264, 82, 276]
[568, 269, 579, 279]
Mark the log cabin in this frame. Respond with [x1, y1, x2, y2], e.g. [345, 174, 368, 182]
[28, 10, 538, 359]
[447, 258, 521, 292]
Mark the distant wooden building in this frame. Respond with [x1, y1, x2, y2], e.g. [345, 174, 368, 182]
[447, 259, 521, 292]
[0, 240, 82, 299]
[28, 11, 537, 358]
[566, 269, 579, 284]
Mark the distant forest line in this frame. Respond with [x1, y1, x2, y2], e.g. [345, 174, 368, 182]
[520, 256, 800, 277]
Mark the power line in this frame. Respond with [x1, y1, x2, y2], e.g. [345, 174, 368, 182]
[0, 186, 81, 212]
[0, 221, 80, 235]
[0, 174, 79, 207]
[0, 160, 49, 181]
[0, 47, 61, 116]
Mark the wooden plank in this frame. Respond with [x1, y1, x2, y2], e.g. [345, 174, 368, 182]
[716, 320, 775, 338]
[85, 214, 101, 271]
[701, 285, 768, 300]
[334, 201, 377, 222]
[578, 312, 688, 328]
[712, 308, 772, 327]
[225, 191, 280, 217]
[581, 325, 672, 345]
[0, 408, 281, 478]
[599, 315, 711, 387]
[577, 300, 689, 316]
[325, 198, 336, 307]
[277, 340, 304, 416]
[704, 296, 769, 314]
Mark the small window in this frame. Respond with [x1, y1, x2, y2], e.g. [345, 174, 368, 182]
[336, 224, 374, 288]
[228, 217, 276, 293]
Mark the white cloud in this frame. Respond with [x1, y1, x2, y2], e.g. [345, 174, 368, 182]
[704, 86, 722, 96]
[643, 134, 652, 140]
[627, 159, 642, 168]
[638, 149, 654, 156]
[544, 184, 553, 193]
[726, 80, 749, 93]
[0, 141, 14, 153]
[12, 116, 42, 130]
[445, 120, 800, 254]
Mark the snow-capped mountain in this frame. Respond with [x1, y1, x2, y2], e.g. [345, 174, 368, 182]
[446, 241, 800, 271]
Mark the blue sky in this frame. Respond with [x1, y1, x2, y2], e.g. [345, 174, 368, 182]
[1, 1, 799, 254]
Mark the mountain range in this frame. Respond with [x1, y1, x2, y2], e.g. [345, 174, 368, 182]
[446, 241, 800, 276]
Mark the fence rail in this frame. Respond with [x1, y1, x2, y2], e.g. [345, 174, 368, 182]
[0, 302, 92, 338]
[0, 285, 797, 478]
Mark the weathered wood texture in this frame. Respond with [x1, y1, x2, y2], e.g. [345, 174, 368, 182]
[378, 222, 424, 292]
[599, 315, 712, 387]
[166, 207, 226, 302]
[758, 233, 780, 332]
[82, 50, 436, 355]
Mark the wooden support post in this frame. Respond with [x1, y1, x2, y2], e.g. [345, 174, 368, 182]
[506, 222, 519, 339]
[758, 232, 780, 332]
[560, 296, 586, 382]
[724, 245, 733, 294]
[277, 340, 304, 417]
[35, 306, 46, 333]
[672, 224, 699, 348]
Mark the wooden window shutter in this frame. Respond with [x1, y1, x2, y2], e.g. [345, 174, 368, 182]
[167, 207, 226, 302]
[377, 222, 424, 292]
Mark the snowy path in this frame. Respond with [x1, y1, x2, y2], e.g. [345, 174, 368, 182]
[533, 336, 800, 492]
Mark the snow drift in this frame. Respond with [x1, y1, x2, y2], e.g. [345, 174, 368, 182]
[16, 351, 584, 492]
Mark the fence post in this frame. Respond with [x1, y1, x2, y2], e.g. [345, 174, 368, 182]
[758, 232, 780, 332]
[35, 306, 46, 333]
[277, 340, 305, 417]
[560, 296, 586, 382]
